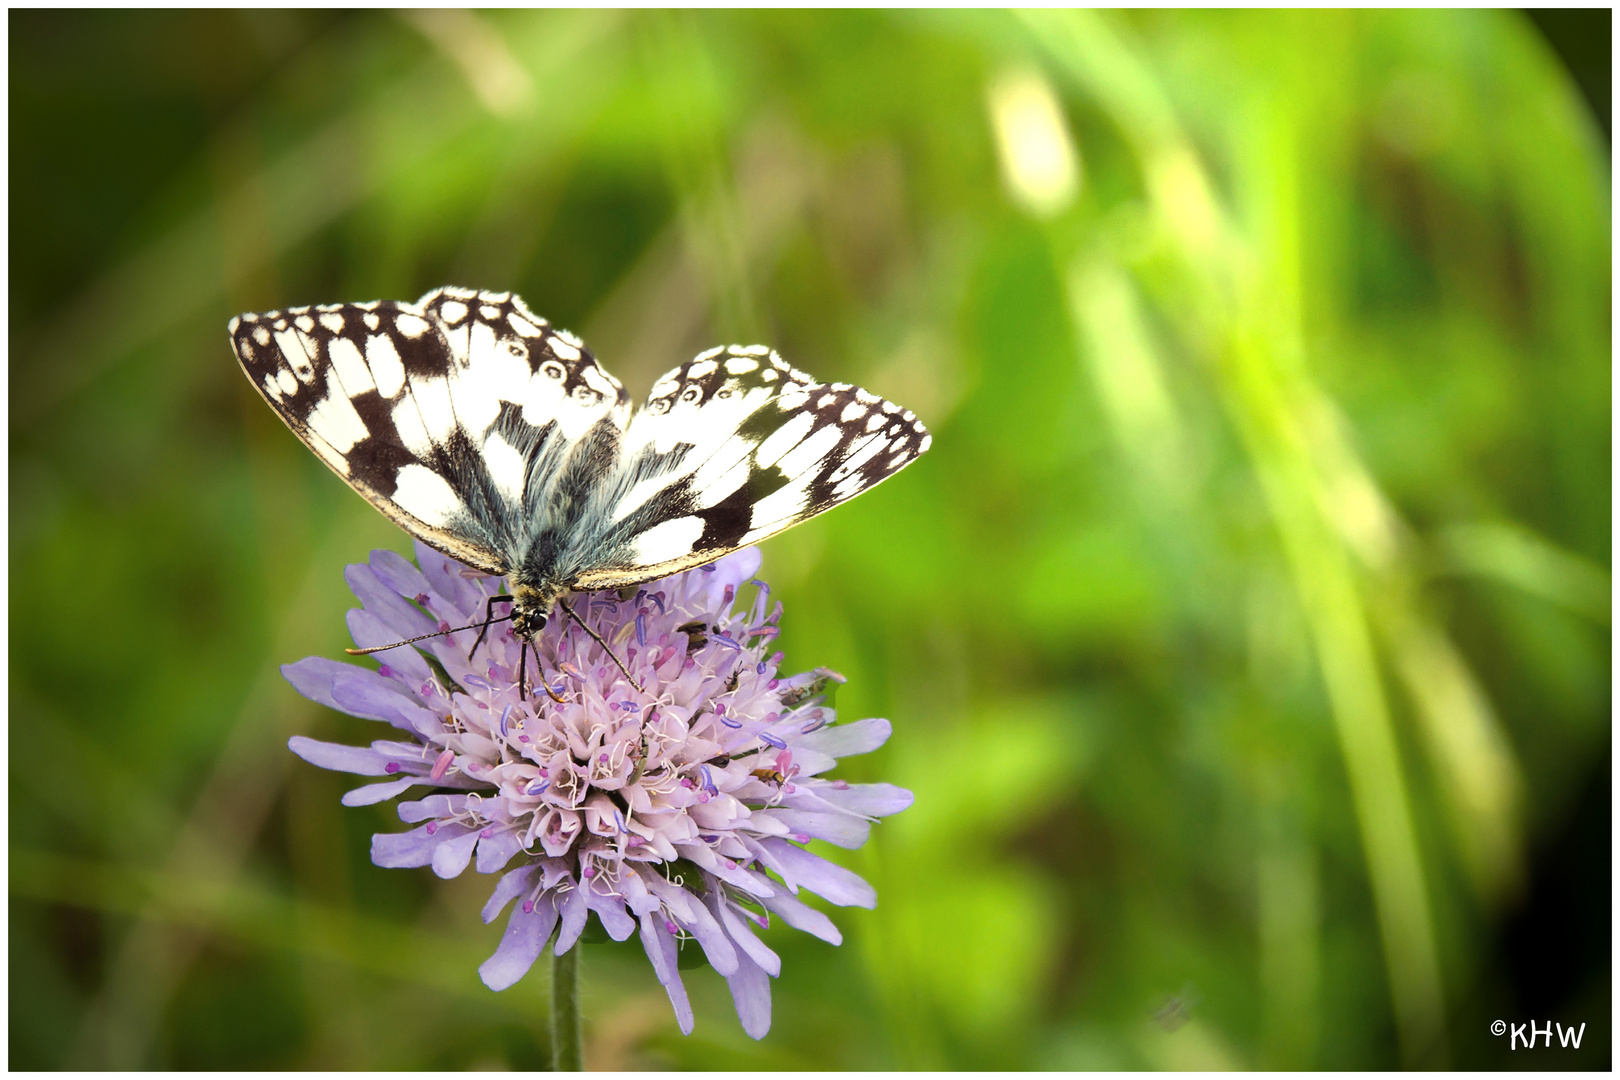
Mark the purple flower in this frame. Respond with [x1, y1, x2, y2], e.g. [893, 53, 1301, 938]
[284, 540, 911, 1039]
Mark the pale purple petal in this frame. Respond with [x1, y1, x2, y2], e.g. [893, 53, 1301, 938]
[431, 826, 482, 878]
[710, 890, 781, 977]
[345, 609, 434, 686]
[281, 657, 355, 711]
[398, 793, 468, 823]
[288, 735, 398, 776]
[757, 838, 877, 907]
[639, 911, 695, 1035]
[341, 776, 419, 806]
[475, 828, 523, 874]
[794, 717, 892, 759]
[422, 635, 483, 693]
[760, 891, 843, 945]
[346, 561, 436, 640]
[706, 547, 763, 598]
[586, 888, 638, 941]
[482, 864, 538, 924]
[371, 821, 475, 869]
[651, 877, 737, 976]
[814, 782, 913, 818]
[758, 808, 872, 849]
[479, 892, 558, 991]
[367, 547, 434, 605]
[723, 946, 773, 1040]
[328, 667, 438, 735]
[553, 884, 589, 954]
[414, 539, 485, 620]
[786, 747, 838, 777]
[619, 867, 662, 917]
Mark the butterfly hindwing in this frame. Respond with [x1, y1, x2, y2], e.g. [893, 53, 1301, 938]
[568, 345, 931, 590]
[228, 288, 630, 575]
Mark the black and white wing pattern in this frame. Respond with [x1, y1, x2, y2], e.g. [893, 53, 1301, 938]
[229, 287, 631, 575]
[564, 344, 932, 590]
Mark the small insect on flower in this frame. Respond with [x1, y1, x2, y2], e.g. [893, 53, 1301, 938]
[283, 544, 913, 1039]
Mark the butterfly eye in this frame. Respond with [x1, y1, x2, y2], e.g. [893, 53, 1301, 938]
[572, 385, 603, 405]
[543, 363, 565, 380]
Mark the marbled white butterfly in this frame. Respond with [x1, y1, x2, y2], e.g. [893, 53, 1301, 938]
[229, 287, 930, 688]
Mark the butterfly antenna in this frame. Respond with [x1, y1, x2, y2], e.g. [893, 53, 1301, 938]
[558, 597, 646, 695]
[344, 614, 513, 656]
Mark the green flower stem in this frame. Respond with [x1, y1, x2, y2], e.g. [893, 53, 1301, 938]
[551, 945, 583, 1071]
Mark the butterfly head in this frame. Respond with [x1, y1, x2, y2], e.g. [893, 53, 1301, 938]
[509, 581, 562, 641]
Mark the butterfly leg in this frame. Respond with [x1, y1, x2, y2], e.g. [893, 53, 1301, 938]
[517, 640, 527, 701]
[469, 594, 516, 660]
[514, 638, 566, 704]
[558, 597, 646, 696]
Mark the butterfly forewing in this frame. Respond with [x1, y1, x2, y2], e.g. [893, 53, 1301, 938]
[229, 288, 631, 575]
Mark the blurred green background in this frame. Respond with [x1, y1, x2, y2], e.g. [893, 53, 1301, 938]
[9, 9, 1610, 1070]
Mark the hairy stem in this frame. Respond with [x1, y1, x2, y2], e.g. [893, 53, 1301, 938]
[551, 944, 583, 1071]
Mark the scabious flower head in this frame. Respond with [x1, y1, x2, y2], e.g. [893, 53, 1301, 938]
[285, 540, 911, 1038]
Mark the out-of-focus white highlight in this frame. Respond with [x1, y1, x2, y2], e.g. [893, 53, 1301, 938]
[988, 67, 1081, 218]
[401, 9, 535, 118]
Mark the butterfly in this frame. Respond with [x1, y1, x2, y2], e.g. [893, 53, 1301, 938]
[229, 287, 930, 691]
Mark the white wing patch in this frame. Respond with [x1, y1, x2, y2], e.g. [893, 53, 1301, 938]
[394, 463, 465, 526]
[632, 515, 707, 565]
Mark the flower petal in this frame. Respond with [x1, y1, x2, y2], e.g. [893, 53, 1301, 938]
[475, 828, 523, 874]
[794, 717, 892, 759]
[414, 539, 485, 621]
[760, 891, 842, 945]
[281, 657, 354, 711]
[756, 838, 877, 908]
[346, 561, 436, 640]
[398, 793, 469, 823]
[586, 888, 638, 941]
[705, 547, 763, 600]
[554, 884, 589, 954]
[479, 891, 558, 991]
[288, 735, 398, 776]
[638, 911, 694, 1035]
[814, 781, 913, 819]
[757, 808, 871, 849]
[670, 885, 738, 976]
[329, 665, 438, 736]
[431, 826, 482, 879]
[371, 821, 475, 869]
[367, 547, 433, 606]
[619, 867, 662, 917]
[344, 609, 434, 687]
[723, 944, 773, 1040]
[341, 776, 419, 806]
[482, 864, 538, 924]
[710, 889, 780, 977]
